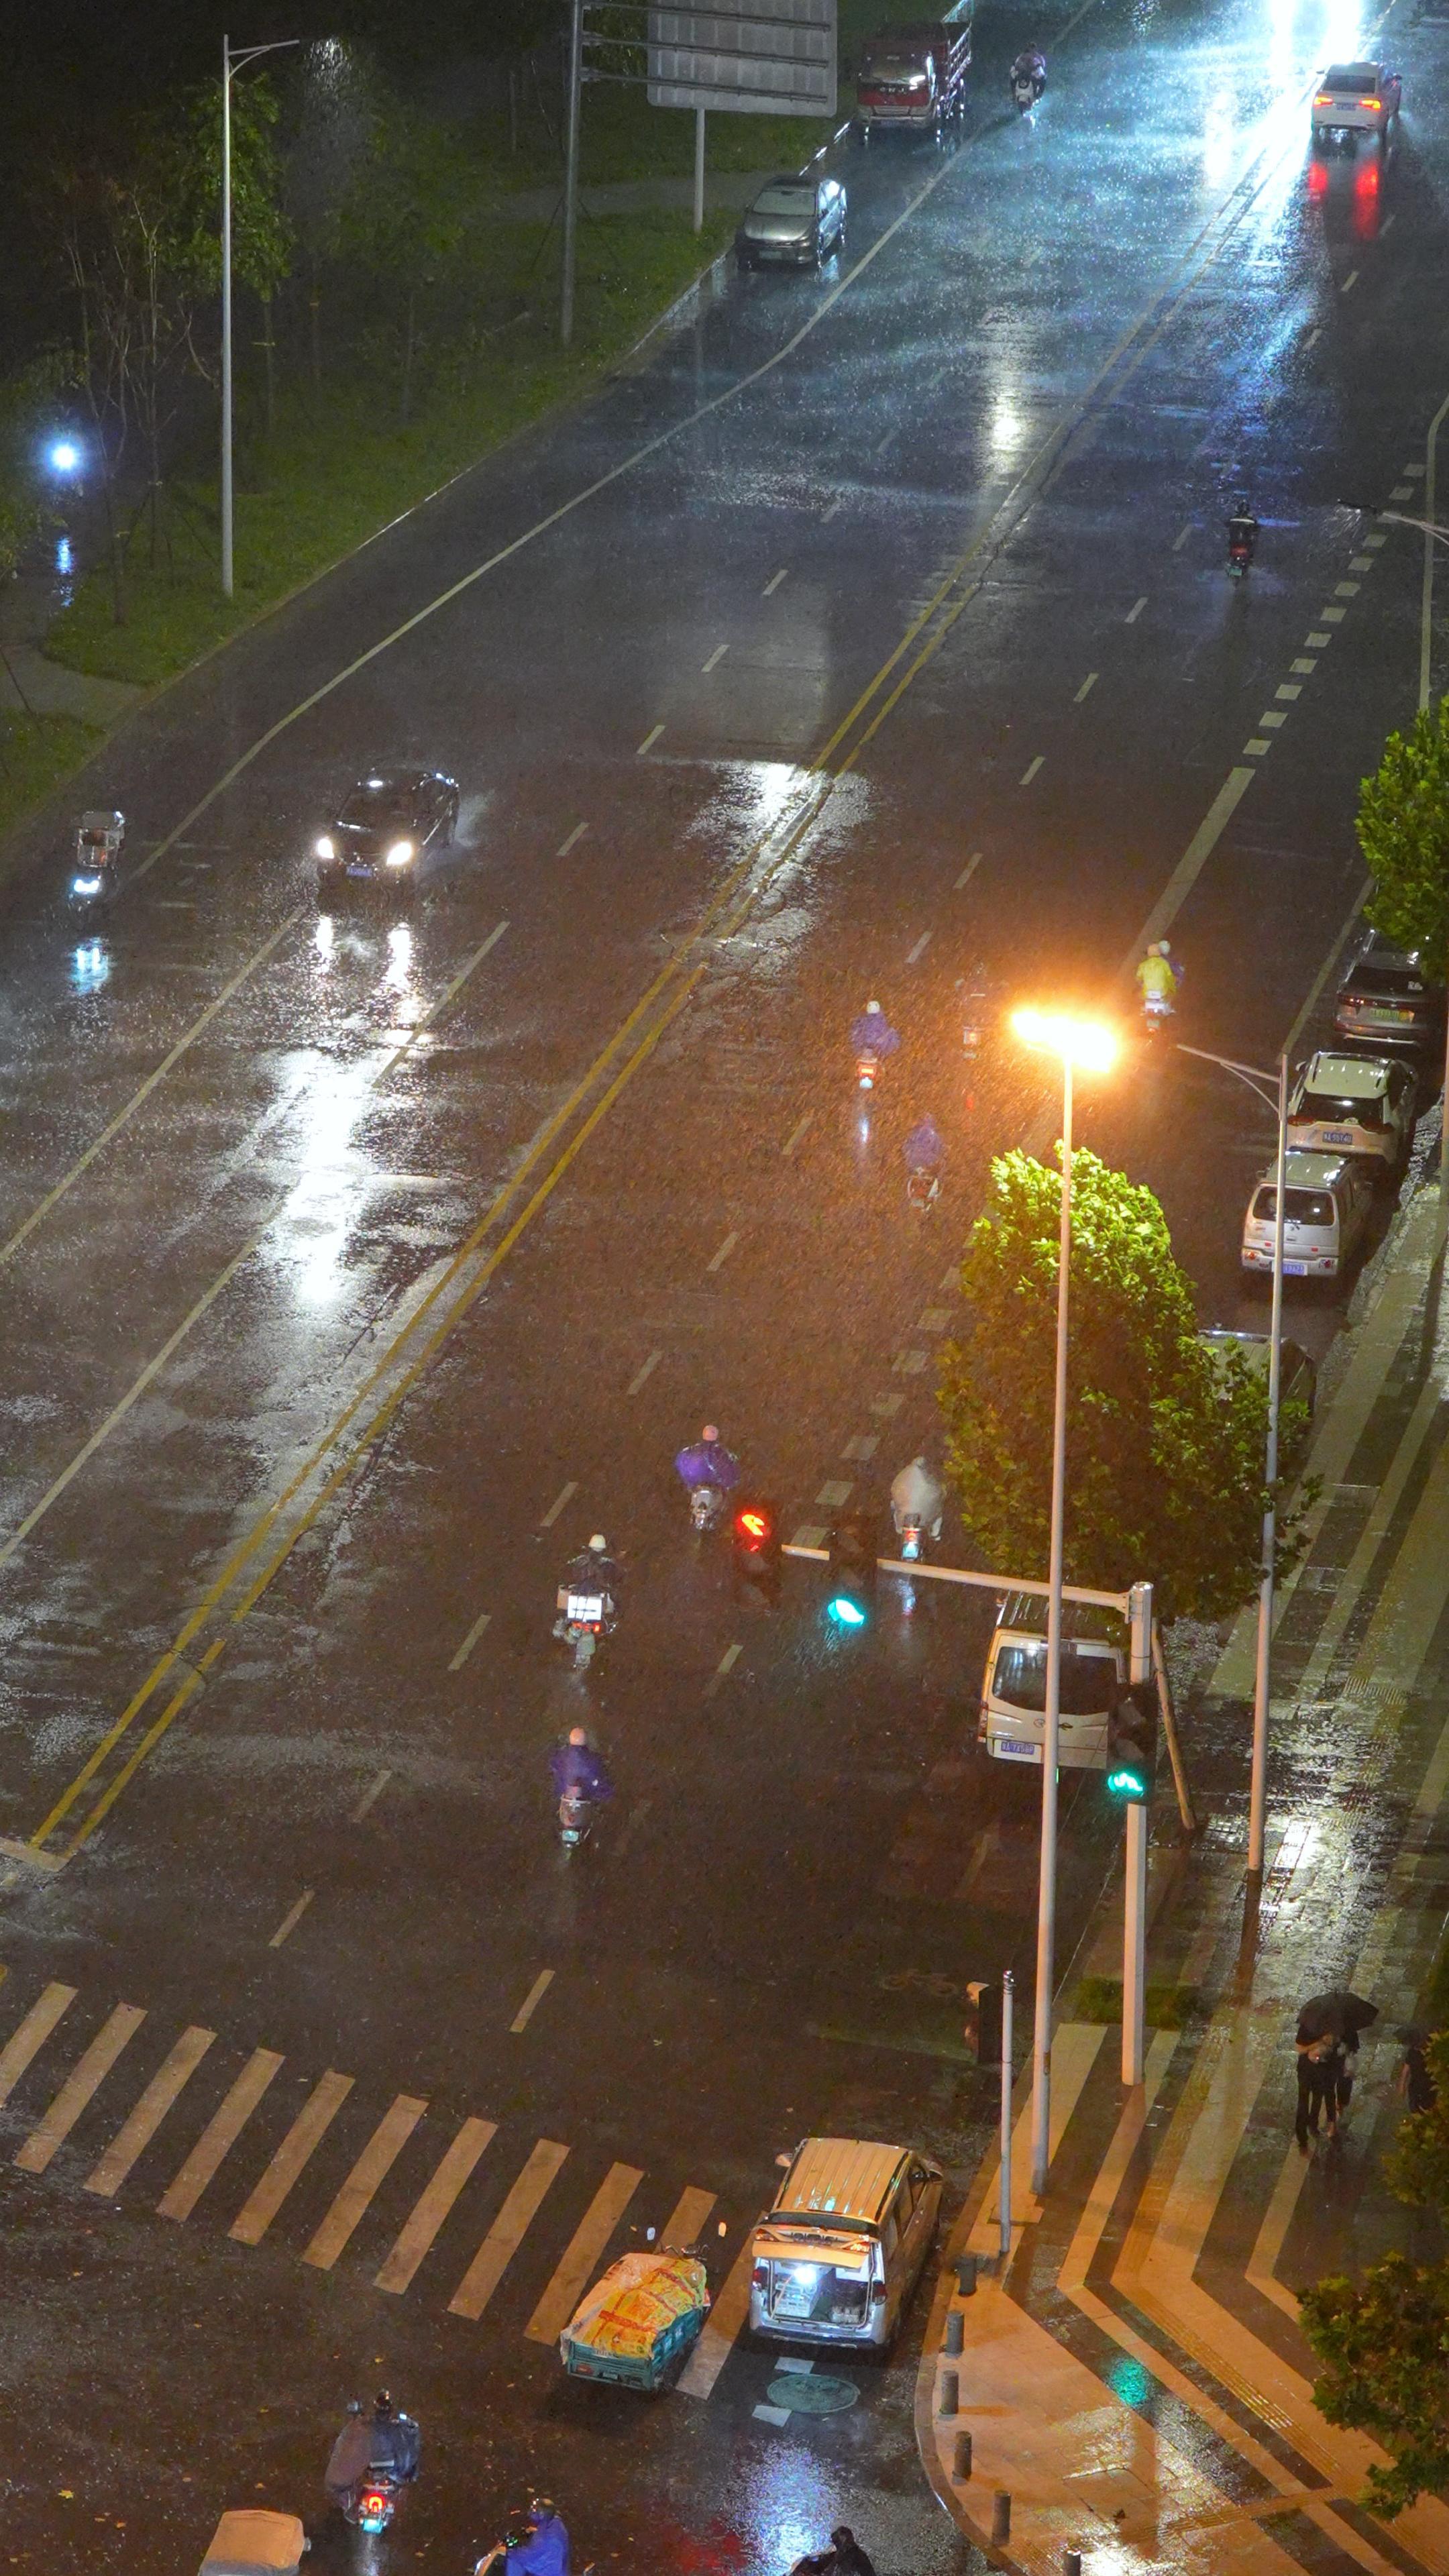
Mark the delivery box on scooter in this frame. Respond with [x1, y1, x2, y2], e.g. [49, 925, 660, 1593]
[199, 2508, 309, 2575]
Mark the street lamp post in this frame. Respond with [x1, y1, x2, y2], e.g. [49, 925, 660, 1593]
[1179, 1044, 1288, 1884]
[1371, 506, 1449, 1226]
[221, 34, 298, 600]
[1012, 1008, 1117, 2199]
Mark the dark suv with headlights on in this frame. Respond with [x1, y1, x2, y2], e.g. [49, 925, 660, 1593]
[315, 768, 460, 907]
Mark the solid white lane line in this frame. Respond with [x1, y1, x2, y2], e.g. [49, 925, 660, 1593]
[15, 2004, 147, 2174]
[448, 1612, 491, 1672]
[782, 1112, 814, 1157]
[511, 1970, 556, 2035]
[376, 2116, 496, 2294]
[906, 930, 932, 964]
[762, 570, 788, 596]
[1126, 596, 1147, 623]
[637, 724, 664, 755]
[229, 2070, 354, 2244]
[1172, 525, 1191, 551]
[157, 2048, 284, 2220]
[268, 1889, 315, 1949]
[303, 2094, 428, 2269]
[954, 853, 982, 890]
[0, 1985, 76, 2110]
[448, 2140, 570, 2320]
[1074, 672, 1098, 702]
[702, 643, 729, 674]
[1020, 756, 1044, 785]
[350, 1767, 392, 1820]
[627, 1349, 661, 1397]
[526, 2161, 644, 2343]
[84, 2025, 216, 2196]
[0, 910, 303, 1278]
[539, 1480, 578, 1528]
[556, 822, 588, 856]
[706, 1229, 738, 1273]
[1126, 765, 1256, 957]
[1283, 886, 1369, 1059]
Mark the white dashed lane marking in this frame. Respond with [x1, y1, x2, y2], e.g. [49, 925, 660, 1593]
[1020, 756, 1044, 786]
[637, 724, 664, 755]
[539, 1481, 578, 1529]
[782, 1112, 814, 1157]
[350, 1768, 392, 1820]
[555, 821, 588, 857]
[702, 643, 729, 674]
[268, 1890, 315, 1951]
[906, 930, 932, 964]
[706, 1230, 738, 1274]
[627, 1350, 661, 1397]
[1126, 596, 1147, 623]
[509, 1972, 555, 2036]
[954, 853, 981, 890]
[762, 569, 788, 596]
[1074, 672, 1098, 702]
[448, 1612, 491, 1672]
[1172, 525, 1191, 552]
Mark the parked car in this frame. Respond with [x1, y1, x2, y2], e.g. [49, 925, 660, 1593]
[1334, 935, 1445, 1057]
[1287, 1049, 1416, 1173]
[749, 2137, 942, 2349]
[315, 768, 460, 907]
[1311, 60, 1401, 144]
[975, 1591, 1126, 1770]
[1199, 1329, 1316, 1469]
[736, 175, 847, 271]
[1240, 1150, 1374, 1281]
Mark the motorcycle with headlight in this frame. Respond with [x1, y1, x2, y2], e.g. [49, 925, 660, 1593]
[68, 808, 124, 914]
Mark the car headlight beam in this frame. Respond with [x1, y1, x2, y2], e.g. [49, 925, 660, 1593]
[315, 835, 335, 861]
[384, 839, 416, 867]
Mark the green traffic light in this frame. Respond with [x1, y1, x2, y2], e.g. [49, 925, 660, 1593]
[828, 1594, 868, 1627]
[1106, 1765, 1146, 1800]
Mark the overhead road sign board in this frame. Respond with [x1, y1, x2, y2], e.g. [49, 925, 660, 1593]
[647, 0, 837, 116]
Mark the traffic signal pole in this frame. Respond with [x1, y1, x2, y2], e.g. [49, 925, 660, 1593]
[1123, 1582, 1152, 2086]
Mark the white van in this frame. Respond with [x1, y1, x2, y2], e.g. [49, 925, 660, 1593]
[977, 1591, 1126, 1769]
[748, 2137, 943, 2349]
[1240, 1150, 1373, 1281]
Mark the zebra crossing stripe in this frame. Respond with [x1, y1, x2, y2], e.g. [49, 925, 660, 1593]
[678, 2239, 757, 2397]
[449, 2139, 569, 2321]
[526, 2161, 644, 2344]
[15, 2004, 146, 2174]
[303, 2094, 427, 2271]
[376, 2116, 497, 2295]
[660, 2185, 716, 2247]
[158, 2048, 284, 2222]
[0, 1982, 76, 2110]
[229, 2070, 354, 2246]
[85, 2025, 216, 2197]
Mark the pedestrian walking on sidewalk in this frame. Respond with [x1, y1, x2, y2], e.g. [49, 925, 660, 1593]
[1295, 2037, 1338, 2151]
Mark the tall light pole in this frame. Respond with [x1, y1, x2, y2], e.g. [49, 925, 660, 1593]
[1179, 1043, 1289, 1886]
[221, 34, 298, 600]
[1368, 504, 1449, 1226]
[1012, 1008, 1118, 2199]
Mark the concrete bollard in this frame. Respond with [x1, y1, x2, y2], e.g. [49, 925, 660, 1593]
[1064, 2553, 1082, 2576]
[955, 2251, 978, 2296]
[938, 2367, 959, 2418]
[992, 2492, 1012, 2546]
[945, 2307, 964, 2356]
[953, 2430, 973, 2482]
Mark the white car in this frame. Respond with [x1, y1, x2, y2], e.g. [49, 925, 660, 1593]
[1287, 1051, 1415, 1173]
[1241, 1151, 1373, 1281]
[1311, 60, 1401, 144]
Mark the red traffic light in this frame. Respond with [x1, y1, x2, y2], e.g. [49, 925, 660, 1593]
[737, 1507, 770, 1544]
[732, 1497, 781, 1576]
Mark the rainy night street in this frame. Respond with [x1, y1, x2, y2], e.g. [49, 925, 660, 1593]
[0, 0, 1447, 2561]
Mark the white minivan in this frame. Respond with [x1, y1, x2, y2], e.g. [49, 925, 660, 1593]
[748, 2137, 943, 2350]
[977, 1592, 1126, 1770]
[1240, 1150, 1373, 1281]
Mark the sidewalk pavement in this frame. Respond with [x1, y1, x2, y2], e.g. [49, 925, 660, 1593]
[0, 562, 143, 730]
[918, 1182, 1449, 2576]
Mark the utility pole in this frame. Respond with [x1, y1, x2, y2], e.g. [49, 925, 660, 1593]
[221, 33, 298, 599]
[561, 0, 584, 345]
[1122, 1582, 1153, 2086]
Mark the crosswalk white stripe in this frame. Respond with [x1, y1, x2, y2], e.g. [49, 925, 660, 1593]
[0, 1982, 77, 2109]
[376, 2116, 497, 2295]
[158, 2047, 284, 2221]
[15, 2004, 146, 2174]
[526, 2161, 644, 2344]
[85, 2025, 216, 2197]
[229, 2070, 354, 2245]
[660, 2185, 716, 2249]
[678, 2238, 757, 2398]
[449, 2138, 570, 2321]
[303, 2094, 427, 2270]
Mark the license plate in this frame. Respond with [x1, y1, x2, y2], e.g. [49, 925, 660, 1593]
[347, 863, 373, 879]
[566, 1593, 604, 1623]
[994, 1737, 1042, 1763]
[1283, 1260, 1308, 1275]
[1322, 1129, 1353, 1145]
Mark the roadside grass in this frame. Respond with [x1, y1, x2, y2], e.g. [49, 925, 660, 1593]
[47, 204, 735, 689]
[0, 713, 103, 847]
[1075, 1974, 1199, 2028]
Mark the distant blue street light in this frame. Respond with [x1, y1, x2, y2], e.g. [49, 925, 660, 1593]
[49, 439, 80, 475]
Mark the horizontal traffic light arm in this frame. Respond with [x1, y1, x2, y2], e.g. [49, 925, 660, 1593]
[782, 1545, 1132, 1615]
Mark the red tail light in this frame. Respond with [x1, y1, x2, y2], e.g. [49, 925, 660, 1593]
[1313, 91, 1332, 105]
[362, 2491, 388, 2519]
[1358, 95, 1381, 108]
[752, 2263, 769, 2289]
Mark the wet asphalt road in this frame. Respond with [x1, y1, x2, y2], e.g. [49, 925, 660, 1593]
[1, 0, 1447, 2561]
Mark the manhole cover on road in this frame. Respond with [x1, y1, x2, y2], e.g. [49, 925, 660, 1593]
[765, 2373, 859, 2414]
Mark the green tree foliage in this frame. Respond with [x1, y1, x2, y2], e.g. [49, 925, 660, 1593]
[154, 77, 294, 308]
[937, 1147, 1311, 1619]
[0, 357, 69, 585]
[1358, 700, 1449, 979]
[1301, 2035, 1449, 2515]
[338, 101, 485, 420]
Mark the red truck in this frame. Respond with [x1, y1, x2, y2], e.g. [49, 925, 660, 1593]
[854, 0, 973, 139]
